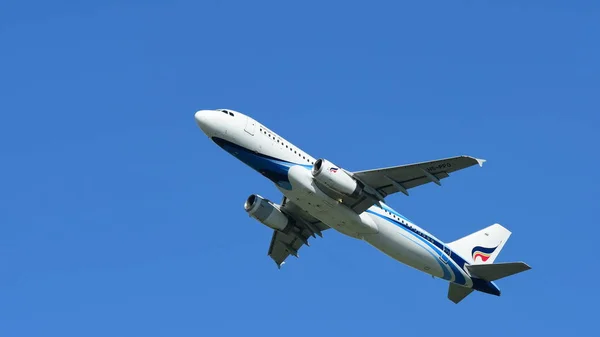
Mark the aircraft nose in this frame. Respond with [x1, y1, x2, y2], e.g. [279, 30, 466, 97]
[194, 110, 216, 136]
[194, 110, 207, 125]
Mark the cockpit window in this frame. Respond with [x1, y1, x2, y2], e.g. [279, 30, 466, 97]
[219, 109, 234, 117]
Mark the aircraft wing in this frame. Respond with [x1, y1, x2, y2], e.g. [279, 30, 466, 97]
[346, 155, 485, 213]
[267, 197, 330, 268]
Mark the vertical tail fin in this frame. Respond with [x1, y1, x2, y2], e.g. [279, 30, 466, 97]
[446, 223, 511, 264]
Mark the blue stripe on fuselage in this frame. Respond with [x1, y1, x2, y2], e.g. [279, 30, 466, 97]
[212, 137, 311, 189]
[366, 210, 452, 281]
[367, 209, 467, 285]
[377, 206, 472, 270]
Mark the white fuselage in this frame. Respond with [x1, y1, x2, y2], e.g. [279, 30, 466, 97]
[195, 109, 473, 287]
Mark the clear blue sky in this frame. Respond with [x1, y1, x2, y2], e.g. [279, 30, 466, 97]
[1, 1, 598, 336]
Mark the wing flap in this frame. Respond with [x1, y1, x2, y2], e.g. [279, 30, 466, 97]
[267, 229, 310, 268]
[267, 197, 330, 267]
[347, 155, 484, 213]
[376, 171, 450, 197]
[354, 155, 483, 196]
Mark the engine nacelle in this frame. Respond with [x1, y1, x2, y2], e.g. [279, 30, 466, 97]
[311, 158, 362, 197]
[243, 194, 290, 231]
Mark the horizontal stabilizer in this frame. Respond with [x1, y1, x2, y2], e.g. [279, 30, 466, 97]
[467, 262, 531, 282]
[448, 283, 474, 304]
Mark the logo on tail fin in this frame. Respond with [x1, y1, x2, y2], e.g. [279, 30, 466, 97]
[471, 245, 499, 262]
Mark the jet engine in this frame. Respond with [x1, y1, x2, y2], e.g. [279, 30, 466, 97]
[244, 194, 290, 231]
[311, 158, 363, 197]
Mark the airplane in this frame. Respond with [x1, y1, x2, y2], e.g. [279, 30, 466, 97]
[194, 108, 531, 303]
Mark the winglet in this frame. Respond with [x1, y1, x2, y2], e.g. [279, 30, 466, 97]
[476, 158, 486, 167]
